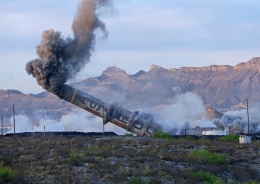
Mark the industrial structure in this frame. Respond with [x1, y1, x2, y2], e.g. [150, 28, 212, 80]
[53, 84, 161, 136]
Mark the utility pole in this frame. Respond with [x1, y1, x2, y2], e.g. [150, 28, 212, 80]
[184, 128, 187, 137]
[103, 123, 105, 137]
[13, 104, 15, 134]
[1, 115, 3, 135]
[246, 98, 250, 135]
[102, 102, 105, 137]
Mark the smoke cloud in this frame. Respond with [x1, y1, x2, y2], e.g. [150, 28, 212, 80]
[6, 115, 29, 134]
[25, 0, 112, 93]
[155, 91, 206, 134]
[6, 110, 126, 135]
[213, 107, 260, 134]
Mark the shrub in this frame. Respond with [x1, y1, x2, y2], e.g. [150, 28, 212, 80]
[185, 136, 196, 140]
[152, 131, 172, 141]
[0, 162, 16, 183]
[179, 136, 196, 141]
[69, 150, 83, 159]
[192, 171, 223, 184]
[188, 149, 227, 165]
[69, 150, 85, 166]
[122, 132, 134, 137]
[129, 176, 150, 184]
[219, 135, 239, 142]
[245, 182, 260, 184]
[88, 145, 99, 151]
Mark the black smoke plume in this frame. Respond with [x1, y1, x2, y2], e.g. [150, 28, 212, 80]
[26, 0, 111, 93]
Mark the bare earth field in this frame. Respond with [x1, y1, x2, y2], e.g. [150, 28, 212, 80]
[0, 134, 260, 184]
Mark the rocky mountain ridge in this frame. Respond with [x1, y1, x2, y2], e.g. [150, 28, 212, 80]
[170, 57, 260, 72]
[1, 57, 260, 121]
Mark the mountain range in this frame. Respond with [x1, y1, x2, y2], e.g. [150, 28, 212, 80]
[1, 57, 260, 122]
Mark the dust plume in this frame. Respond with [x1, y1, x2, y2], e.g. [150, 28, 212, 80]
[155, 90, 206, 135]
[213, 107, 260, 134]
[6, 110, 126, 135]
[25, 0, 112, 93]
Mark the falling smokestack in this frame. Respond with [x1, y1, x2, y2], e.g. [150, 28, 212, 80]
[55, 84, 161, 136]
[25, 0, 162, 136]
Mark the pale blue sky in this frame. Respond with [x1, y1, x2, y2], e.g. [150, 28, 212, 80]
[0, 0, 260, 94]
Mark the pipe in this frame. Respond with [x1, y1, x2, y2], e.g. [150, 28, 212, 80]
[54, 84, 161, 136]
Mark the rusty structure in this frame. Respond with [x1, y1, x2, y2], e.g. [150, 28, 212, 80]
[54, 84, 161, 136]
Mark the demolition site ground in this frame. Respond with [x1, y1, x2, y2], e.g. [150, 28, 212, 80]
[0, 134, 260, 184]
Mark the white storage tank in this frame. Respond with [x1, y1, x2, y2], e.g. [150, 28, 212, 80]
[202, 130, 227, 135]
[239, 135, 251, 144]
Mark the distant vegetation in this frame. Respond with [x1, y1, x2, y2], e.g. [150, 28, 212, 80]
[128, 176, 150, 184]
[219, 134, 239, 142]
[188, 149, 227, 165]
[191, 171, 224, 183]
[152, 130, 173, 140]
[122, 132, 134, 137]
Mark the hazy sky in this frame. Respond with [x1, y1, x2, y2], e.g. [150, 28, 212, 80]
[0, 0, 260, 94]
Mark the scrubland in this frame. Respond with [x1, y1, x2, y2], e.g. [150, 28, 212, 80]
[0, 134, 260, 184]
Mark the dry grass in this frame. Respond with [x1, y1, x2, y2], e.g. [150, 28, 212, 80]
[0, 135, 260, 183]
